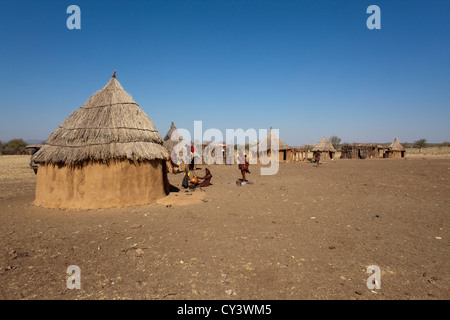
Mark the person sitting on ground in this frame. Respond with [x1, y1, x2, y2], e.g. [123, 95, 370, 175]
[182, 168, 190, 188]
[196, 168, 212, 189]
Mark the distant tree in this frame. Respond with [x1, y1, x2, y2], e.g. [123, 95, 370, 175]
[329, 136, 342, 150]
[4, 138, 27, 151]
[402, 142, 410, 148]
[414, 139, 428, 152]
[0, 140, 3, 149]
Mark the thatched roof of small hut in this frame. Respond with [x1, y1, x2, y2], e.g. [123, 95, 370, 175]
[260, 127, 291, 151]
[389, 137, 405, 151]
[32, 71, 169, 165]
[312, 137, 337, 152]
[163, 122, 185, 152]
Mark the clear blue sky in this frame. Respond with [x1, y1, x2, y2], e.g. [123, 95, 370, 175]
[1, 0, 449, 145]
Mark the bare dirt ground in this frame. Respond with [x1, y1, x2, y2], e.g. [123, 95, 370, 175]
[0, 155, 449, 300]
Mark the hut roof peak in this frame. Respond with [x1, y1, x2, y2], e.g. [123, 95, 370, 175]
[260, 127, 290, 151]
[312, 136, 337, 152]
[163, 121, 185, 151]
[389, 137, 405, 151]
[32, 73, 169, 165]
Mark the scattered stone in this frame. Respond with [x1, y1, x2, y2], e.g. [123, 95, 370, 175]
[135, 249, 144, 256]
[4, 266, 17, 271]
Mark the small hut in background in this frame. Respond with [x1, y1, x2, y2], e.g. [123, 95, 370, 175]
[32, 71, 170, 209]
[340, 143, 382, 159]
[259, 127, 292, 162]
[312, 137, 337, 160]
[163, 122, 188, 171]
[163, 122, 184, 152]
[384, 137, 406, 158]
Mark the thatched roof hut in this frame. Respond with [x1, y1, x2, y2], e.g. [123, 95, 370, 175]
[163, 122, 183, 151]
[261, 127, 291, 151]
[389, 137, 405, 151]
[259, 127, 293, 162]
[163, 121, 190, 171]
[384, 137, 405, 158]
[32, 71, 170, 209]
[312, 137, 336, 160]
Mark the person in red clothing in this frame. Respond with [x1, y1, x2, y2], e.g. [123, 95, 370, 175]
[314, 151, 321, 167]
[189, 145, 195, 170]
[238, 150, 250, 181]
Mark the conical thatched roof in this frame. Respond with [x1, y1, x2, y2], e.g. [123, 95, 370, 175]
[259, 127, 291, 151]
[312, 137, 337, 152]
[389, 137, 405, 151]
[163, 122, 185, 152]
[32, 72, 170, 165]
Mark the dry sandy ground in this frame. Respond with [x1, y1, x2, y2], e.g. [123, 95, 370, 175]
[0, 155, 449, 300]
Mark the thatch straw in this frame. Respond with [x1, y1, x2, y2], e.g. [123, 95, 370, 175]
[163, 122, 185, 152]
[32, 72, 169, 165]
[312, 137, 337, 152]
[389, 137, 405, 151]
[260, 127, 291, 151]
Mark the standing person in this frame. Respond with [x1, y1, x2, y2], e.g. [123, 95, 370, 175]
[314, 151, 321, 167]
[189, 145, 195, 171]
[238, 150, 250, 181]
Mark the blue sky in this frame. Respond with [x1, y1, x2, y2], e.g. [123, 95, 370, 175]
[1, 0, 449, 145]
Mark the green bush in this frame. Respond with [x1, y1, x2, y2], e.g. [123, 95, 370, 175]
[3, 138, 27, 151]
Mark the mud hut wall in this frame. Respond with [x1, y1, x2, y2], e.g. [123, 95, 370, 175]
[35, 159, 168, 209]
[386, 150, 404, 159]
